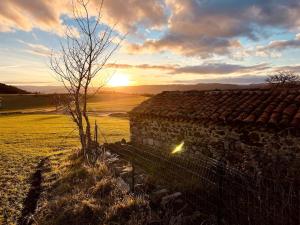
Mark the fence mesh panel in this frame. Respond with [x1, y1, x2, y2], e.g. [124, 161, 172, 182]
[106, 143, 299, 225]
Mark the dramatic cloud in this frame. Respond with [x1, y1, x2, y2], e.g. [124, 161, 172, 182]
[106, 63, 177, 71]
[102, 0, 168, 32]
[128, 0, 300, 57]
[166, 0, 300, 39]
[173, 63, 270, 75]
[127, 35, 241, 58]
[0, 0, 66, 33]
[107, 62, 270, 75]
[255, 34, 300, 56]
[0, 0, 168, 35]
[174, 75, 268, 85]
[2, 0, 300, 88]
[2, 0, 300, 58]
[274, 65, 300, 73]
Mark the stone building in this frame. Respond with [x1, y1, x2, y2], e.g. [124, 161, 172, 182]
[129, 90, 300, 179]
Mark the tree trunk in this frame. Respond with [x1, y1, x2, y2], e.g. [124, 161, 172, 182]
[74, 92, 87, 155]
[78, 124, 86, 154]
[82, 87, 92, 152]
[83, 112, 92, 150]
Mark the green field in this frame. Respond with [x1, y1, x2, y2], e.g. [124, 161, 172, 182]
[0, 92, 148, 224]
[0, 94, 54, 112]
[0, 93, 148, 113]
[0, 114, 130, 224]
[0, 92, 148, 223]
[88, 93, 148, 112]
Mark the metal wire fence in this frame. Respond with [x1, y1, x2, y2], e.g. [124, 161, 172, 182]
[105, 142, 299, 225]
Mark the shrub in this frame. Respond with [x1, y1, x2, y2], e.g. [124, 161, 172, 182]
[105, 195, 151, 224]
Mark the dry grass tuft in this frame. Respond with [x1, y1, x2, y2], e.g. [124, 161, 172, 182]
[91, 177, 116, 199]
[37, 194, 104, 225]
[34, 154, 151, 225]
[106, 195, 151, 225]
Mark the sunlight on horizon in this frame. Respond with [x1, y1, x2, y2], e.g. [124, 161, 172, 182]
[107, 73, 131, 87]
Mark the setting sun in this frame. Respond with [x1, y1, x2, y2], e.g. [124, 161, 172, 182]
[107, 73, 130, 87]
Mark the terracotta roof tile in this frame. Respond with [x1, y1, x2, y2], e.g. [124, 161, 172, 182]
[130, 89, 300, 128]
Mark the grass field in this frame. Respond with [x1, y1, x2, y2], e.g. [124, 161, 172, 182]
[0, 92, 147, 223]
[88, 93, 148, 112]
[0, 94, 54, 112]
[0, 114, 130, 224]
[0, 92, 148, 112]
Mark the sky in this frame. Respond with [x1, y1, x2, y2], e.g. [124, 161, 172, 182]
[1, 0, 300, 86]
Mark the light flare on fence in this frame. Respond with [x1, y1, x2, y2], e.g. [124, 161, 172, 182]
[171, 141, 185, 154]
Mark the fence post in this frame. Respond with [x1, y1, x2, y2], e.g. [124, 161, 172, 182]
[217, 159, 225, 225]
[297, 189, 300, 225]
[131, 162, 135, 193]
[94, 120, 98, 145]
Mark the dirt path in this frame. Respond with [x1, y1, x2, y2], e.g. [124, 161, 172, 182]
[18, 158, 49, 225]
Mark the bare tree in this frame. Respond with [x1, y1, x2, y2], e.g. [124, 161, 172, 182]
[266, 71, 300, 88]
[50, 0, 121, 157]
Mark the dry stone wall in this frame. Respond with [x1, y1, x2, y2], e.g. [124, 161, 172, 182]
[130, 116, 300, 180]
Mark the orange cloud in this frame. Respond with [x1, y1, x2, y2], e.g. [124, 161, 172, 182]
[106, 62, 270, 75]
[126, 37, 242, 58]
[100, 0, 168, 33]
[106, 63, 177, 71]
[0, 0, 168, 35]
[0, 0, 67, 33]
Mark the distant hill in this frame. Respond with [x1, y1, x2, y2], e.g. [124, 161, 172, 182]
[18, 83, 267, 94]
[18, 85, 65, 94]
[106, 83, 267, 94]
[0, 83, 29, 94]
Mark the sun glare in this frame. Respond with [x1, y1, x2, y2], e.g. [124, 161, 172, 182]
[171, 141, 185, 154]
[108, 73, 130, 87]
